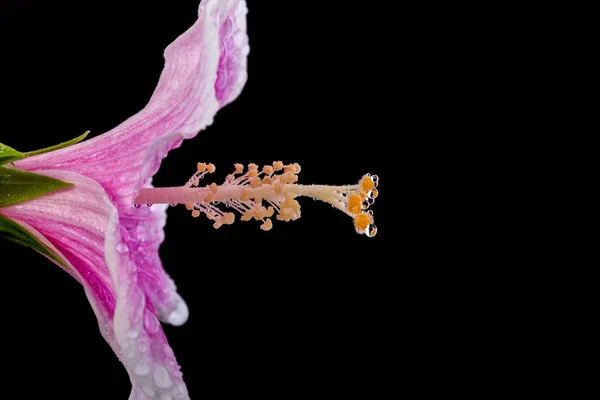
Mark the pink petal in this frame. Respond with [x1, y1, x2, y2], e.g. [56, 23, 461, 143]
[0, 170, 189, 398]
[14, 0, 248, 333]
[15, 0, 249, 205]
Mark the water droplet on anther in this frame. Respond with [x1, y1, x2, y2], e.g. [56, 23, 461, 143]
[366, 224, 377, 238]
[371, 175, 379, 187]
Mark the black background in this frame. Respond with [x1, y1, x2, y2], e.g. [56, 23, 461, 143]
[0, 1, 393, 398]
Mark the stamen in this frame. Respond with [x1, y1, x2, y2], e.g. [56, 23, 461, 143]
[134, 162, 379, 237]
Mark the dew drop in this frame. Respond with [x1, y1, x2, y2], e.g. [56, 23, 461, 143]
[371, 174, 379, 187]
[136, 226, 147, 242]
[134, 361, 150, 376]
[169, 203, 178, 207]
[144, 311, 160, 335]
[133, 204, 141, 208]
[142, 386, 155, 397]
[165, 293, 189, 326]
[146, 203, 153, 207]
[116, 243, 129, 254]
[222, 16, 234, 39]
[153, 366, 173, 389]
[366, 224, 378, 238]
[126, 330, 138, 339]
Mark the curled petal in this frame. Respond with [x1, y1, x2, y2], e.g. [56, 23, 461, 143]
[0, 170, 188, 399]
[14, 0, 249, 332]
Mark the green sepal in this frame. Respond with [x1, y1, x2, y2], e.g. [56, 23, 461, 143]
[0, 131, 89, 165]
[0, 143, 24, 165]
[22, 131, 89, 157]
[0, 213, 68, 268]
[0, 166, 73, 208]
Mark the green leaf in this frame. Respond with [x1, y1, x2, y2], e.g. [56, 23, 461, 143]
[0, 213, 68, 268]
[23, 131, 89, 157]
[0, 166, 73, 208]
[0, 143, 24, 165]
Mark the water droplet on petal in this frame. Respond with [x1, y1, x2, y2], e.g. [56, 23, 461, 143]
[164, 293, 189, 326]
[153, 366, 173, 389]
[136, 226, 147, 242]
[126, 330, 138, 339]
[116, 243, 129, 254]
[144, 311, 160, 335]
[134, 361, 150, 376]
[142, 386, 155, 397]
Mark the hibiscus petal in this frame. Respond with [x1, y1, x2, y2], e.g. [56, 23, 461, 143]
[0, 170, 189, 399]
[15, 0, 249, 330]
[15, 0, 249, 204]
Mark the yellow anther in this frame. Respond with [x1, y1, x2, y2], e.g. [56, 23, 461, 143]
[348, 194, 362, 215]
[240, 189, 251, 202]
[241, 209, 254, 221]
[280, 172, 294, 183]
[250, 177, 263, 188]
[254, 207, 266, 220]
[223, 212, 235, 225]
[260, 218, 273, 231]
[274, 183, 284, 195]
[291, 199, 300, 212]
[360, 175, 375, 193]
[354, 212, 372, 232]
[185, 161, 378, 238]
